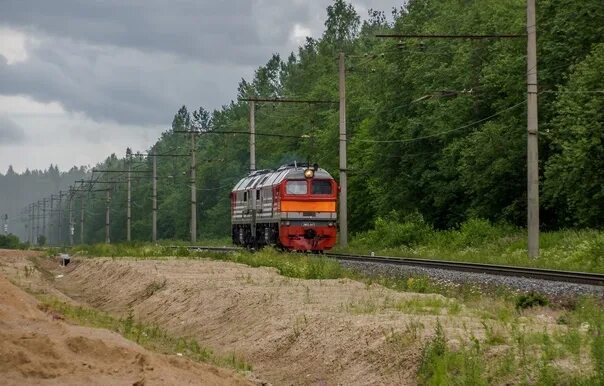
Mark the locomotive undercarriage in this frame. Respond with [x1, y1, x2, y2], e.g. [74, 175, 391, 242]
[232, 221, 334, 251]
[232, 223, 279, 248]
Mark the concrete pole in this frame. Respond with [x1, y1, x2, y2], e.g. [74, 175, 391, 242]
[53, 195, 59, 244]
[127, 155, 132, 242]
[527, 0, 539, 258]
[80, 194, 85, 244]
[29, 204, 34, 244]
[152, 151, 157, 242]
[249, 100, 256, 172]
[35, 201, 41, 245]
[3, 214, 7, 235]
[49, 196, 54, 245]
[24, 211, 29, 241]
[105, 189, 111, 244]
[190, 132, 197, 243]
[42, 198, 47, 242]
[57, 192, 63, 245]
[68, 192, 74, 246]
[338, 52, 348, 247]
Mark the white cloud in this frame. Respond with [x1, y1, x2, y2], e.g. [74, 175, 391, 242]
[0, 27, 29, 64]
[290, 24, 313, 46]
[0, 95, 163, 172]
[0, 95, 64, 116]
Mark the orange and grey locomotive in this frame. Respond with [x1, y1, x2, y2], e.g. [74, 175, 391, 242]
[230, 163, 338, 251]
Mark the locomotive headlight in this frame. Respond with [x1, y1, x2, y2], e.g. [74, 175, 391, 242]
[304, 168, 314, 178]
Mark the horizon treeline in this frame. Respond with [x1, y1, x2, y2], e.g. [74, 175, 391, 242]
[3, 0, 603, 244]
[0, 164, 89, 240]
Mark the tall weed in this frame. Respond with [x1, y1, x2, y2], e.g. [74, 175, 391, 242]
[418, 321, 486, 385]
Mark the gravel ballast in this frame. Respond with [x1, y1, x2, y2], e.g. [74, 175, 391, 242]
[339, 259, 604, 298]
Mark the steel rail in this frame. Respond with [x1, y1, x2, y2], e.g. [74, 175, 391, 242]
[166, 245, 241, 253]
[173, 245, 603, 286]
[324, 252, 604, 286]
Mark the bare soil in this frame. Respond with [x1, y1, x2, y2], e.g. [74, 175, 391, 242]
[0, 249, 252, 386]
[1, 250, 564, 385]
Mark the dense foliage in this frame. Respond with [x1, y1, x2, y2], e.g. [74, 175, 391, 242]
[4, 0, 603, 243]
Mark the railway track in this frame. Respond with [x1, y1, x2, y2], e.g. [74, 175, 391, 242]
[325, 252, 604, 287]
[178, 245, 604, 286]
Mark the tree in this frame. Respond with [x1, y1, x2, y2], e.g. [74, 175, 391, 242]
[172, 105, 190, 131]
[192, 107, 211, 132]
[544, 44, 604, 227]
[323, 0, 360, 50]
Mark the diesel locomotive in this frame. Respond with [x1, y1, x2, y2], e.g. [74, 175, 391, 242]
[230, 163, 338, 251]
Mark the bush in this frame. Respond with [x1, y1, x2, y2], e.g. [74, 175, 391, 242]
[37, 235, 47, 246]
[515, 292, 549, 310]
[569, 234, 604, 270]
[457, 219, 507, 247]
[354, 213, 432, 248]
[0, 233, 22, 249]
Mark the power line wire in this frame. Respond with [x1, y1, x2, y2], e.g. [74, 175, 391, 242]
[354, 99, 526, 144]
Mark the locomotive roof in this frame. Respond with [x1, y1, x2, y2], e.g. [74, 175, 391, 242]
[232, 164, 333, 192]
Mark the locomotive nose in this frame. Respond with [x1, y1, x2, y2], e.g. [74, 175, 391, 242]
[304, 228, 317, 239]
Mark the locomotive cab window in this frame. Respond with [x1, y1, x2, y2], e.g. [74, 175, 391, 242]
[286, 180, 307, 195]
[243, 192, 247, 202]
[312, 180, 332, 194]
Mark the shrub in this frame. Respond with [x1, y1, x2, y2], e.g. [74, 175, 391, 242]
[515, 292, 549, 310]
[0, 233, 22, 249]
[36, 235, 46, 246]
[570, 234, 604, 269]
[354, 213, 432, 248]
[451, 218, 516, 248]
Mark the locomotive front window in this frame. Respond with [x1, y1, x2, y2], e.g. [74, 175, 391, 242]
[312, 180, 332, 194]
[286, 180, 307, 195]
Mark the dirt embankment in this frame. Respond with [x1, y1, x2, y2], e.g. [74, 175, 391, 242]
[2, 250, 564, 385]
[48, 257, 500, 385]
[0, 249, 252, 386]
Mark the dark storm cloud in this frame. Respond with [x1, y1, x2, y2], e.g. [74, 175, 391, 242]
[0, 34, 245, 125]
[0, 0, 311, 66]
[0, 116, 26, 144]
[0, 1, 403, 127]
[0, 0, 322, 125]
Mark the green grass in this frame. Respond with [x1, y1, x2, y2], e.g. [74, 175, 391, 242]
[338, 217, 604, 273]
[37, 297, 252, 372]
[209, 247, 344, 279]
[418, 321, 486, 386]
[68, 243, 345, 280]
[46, 238, 231, 258]
[416, 307, 604, 386]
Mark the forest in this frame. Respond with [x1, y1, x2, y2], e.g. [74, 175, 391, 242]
[1, 0, 602, 245]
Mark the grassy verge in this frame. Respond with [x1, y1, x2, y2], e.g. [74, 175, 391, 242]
[335, 217, 604, 273]
[417, 297, 604, 385]
[37, 296, 252, 372]
[62, 243, 345, 280]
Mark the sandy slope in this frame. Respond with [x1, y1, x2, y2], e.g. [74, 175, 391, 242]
[0, 250, 252, 386]
[1, 250, 563, 385]
[49, 257, 491, 385]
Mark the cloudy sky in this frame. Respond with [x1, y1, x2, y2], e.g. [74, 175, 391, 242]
[0, 0, 401, 173]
